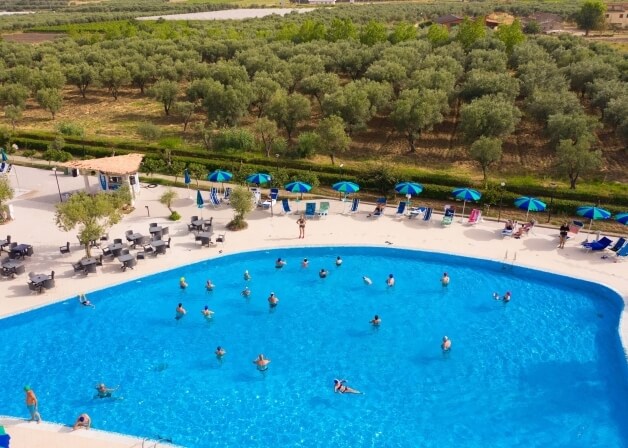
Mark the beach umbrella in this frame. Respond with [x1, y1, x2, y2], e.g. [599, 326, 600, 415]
[0, 148, 7, 162]
[514, 196, 546, 220]
[615, 212, 628, 226]
[196, 189, 204, 216]
[577, 205, 611, 234]
[207, 169, 232, 183]
[452, 187, 482, 218]
[285, 181, 312, 193]
[332, 181, 360, 194]
[395, 182, 423, 196]
[184, 168, 191, 197]
[246, 173, 271, 185]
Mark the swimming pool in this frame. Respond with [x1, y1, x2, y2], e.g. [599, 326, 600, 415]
[1, 246, 626, 447]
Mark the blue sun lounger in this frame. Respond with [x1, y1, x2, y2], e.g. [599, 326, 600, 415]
[581, 236, 612, 252]
[347, 198, 359, 214]
[281, 199, 293, 214]
[305, 202, 316, 219]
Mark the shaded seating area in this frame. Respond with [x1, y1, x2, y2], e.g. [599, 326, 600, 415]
[1, 259, 25, 279]
[8, 244, 33, 260]
[27, 271, 55, 293]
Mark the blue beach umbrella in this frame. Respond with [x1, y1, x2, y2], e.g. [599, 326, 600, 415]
[615, 212, 628, 226]
[184, 168, 191, 185]
[196, 190, 204, 208]
[207, 169, 233, 183]
[246, 173, 271, 185]
[332, 181, 360, 194]
[514, 196, 546, 220]
[452, 187, 482, 218]
[285, 181, 312, 194]
[577, 205, 611, 234]
[395, 182, 423, 196]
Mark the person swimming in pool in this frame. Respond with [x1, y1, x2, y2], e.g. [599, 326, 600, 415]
[363, 276, 373, 285]
[253, 354, 271, 371]
[334, 379, 362, 394]
[275, 258, 287, 269]
[441, 272, 450, 287]
[201, 305, 214, 320]
[242, 286, 251, 298]
[94, 383, 117, 399]
[78, 293, 94, 308]
[319, 268, 328, 279]
[301, 258, 309, 268]
[179, 277, 188, 289]
[215, 346, 226, 361]
[386, 274, 395, 287]
[441, 336, 452, 352]
[205, 280, 215, 291]
[244, 270, 252, 281]
[175, 303, 186, 320]
[503, 291, 511, 303]
[335, 256, 342, 266]
[370, 315, 381, 326]
[268, 292, 279, 308]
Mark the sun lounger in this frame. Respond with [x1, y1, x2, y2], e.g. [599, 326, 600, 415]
[209, 190, 221, 208]
[223, 187, 232, 203]
[305, 202, 316, 219]
[422, 207, 433, 223]
[614, 244, 628, 261]
[442, 207, 454, 226]
[609, 237, 626, 253]
[394, 202, 407, 219]
[581, 236, 613, 252]
[281, 199, 293, 215]
[569, 220, 584, 234]
[317, 201, 330, 218]
[466, 209, 482, 225]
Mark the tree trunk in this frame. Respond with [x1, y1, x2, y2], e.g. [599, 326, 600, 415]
[407, 132, 416, 153]
[569, 172, 578, 189]
[482, 166, 488, 188]
[449, 98, 461, 148]
[84, 243, 91, 259]
[330, 153, 335, 165]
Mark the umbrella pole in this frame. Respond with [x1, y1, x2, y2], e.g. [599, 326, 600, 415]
[588, 218, 593, 235]
[461, 201, 466, 222]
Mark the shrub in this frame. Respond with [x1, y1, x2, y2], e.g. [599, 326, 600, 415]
[137, 122, 162, 140]
[168, 211, 181, 221]
[22, 149, 36, 158]
[295, 132, 321, 158]
[213, 128, 255, 151]
[57, 122, 85, 137]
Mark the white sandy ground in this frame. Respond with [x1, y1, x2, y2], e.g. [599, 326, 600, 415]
[0, 165, 626, 448]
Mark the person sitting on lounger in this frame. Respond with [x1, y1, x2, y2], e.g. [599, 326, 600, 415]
[367, 203, 385, 218]
[514, 221, 534, 239]
[334, 379, 362, 394]
[504, 220, 515, 231]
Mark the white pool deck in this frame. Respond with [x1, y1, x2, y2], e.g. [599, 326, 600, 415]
[0, 165, 626, 448]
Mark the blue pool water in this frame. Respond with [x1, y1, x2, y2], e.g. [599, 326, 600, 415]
[0, 247, 627, 447]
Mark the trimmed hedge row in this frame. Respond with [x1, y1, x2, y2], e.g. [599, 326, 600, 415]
[12, 132, 628, 208]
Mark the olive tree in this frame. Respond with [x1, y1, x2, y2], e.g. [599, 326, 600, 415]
[555, 139, 602, 189]
[227, 186, 254, 230]
[469, 136, 503, 188]
[317, 115, 350, 165]
[0, 177, 14, 223]
[55, 187, 131, 257]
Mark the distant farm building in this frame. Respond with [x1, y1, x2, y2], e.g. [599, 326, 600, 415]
[606, 3, 628, 28]
[434, 14, 463, 29]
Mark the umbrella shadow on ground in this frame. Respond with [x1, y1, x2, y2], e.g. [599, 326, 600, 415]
[521, 237, 558, 252]
[462, 228, 498, 242]
[172, 198, 194, 208]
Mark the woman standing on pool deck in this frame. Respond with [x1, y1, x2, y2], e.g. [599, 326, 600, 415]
[297, 214, 306, 239]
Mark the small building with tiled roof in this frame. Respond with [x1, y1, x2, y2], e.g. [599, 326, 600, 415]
[62, 153, 144, 204]
[434, 14, 463, 28]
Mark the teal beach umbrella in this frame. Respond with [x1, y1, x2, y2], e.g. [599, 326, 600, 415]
[615, 212, 628, 226]
[452, 187, 482, 218]
[332, 181, 360, 194]
[246, 173, 271, 185]
[207, 170, 233, 183]
[285, 181, 312, 193]
[514, 196, 546, 220]
[577, 205, 611, 234]
[394, 182, 423, 196]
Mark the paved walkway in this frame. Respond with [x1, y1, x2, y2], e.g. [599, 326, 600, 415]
[0, 165, 626, 448]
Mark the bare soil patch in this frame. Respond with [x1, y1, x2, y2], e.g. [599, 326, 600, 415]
[1, 32, 65, 44]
